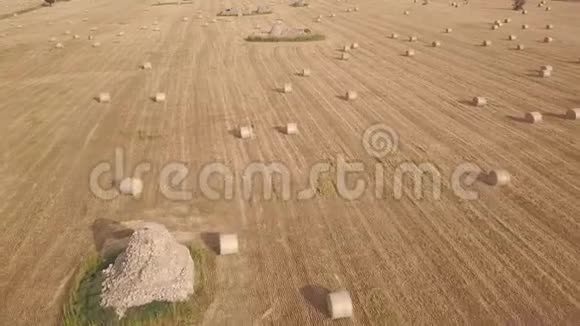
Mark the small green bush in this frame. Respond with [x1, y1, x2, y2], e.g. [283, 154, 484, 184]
[246, 33, 325, 42]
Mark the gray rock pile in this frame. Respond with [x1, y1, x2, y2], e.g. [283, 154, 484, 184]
[100, 223, 194, 318]
[269, 21, 309, 38]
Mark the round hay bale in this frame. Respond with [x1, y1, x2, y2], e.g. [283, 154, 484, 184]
[545, 6, 551, 11]
[118, 31, 125, 36]
[543, 36, 553, 43]
[525, 111, 542, 123]
[219, 233, 239, 255]
[351, 42, 359, 49]
[406, 49, 415, 56]
[329, 13, 336, 17]
[504, 18, 511, 23]
[409, 35, 418, 42]
[239, 126, 253, 139]
[565, 108, 580, 120]
[509, 34, 517, 41]
[473, 97, 487, 107]
[286, 123, 298, 135]
[482, 40, 492, 47]
[88, 35, 94, 40]
[341, 52, 350, 60]
[315, 17, 322, 23]
[541, 65, 553, 72]
[343, 45, 351, 52]
[345, 90, 358, 100]
[301, 68, 311, 77]
[119, 178, 144, 197]
[155, 93, 166, 102]
[445, 27, 453, 33]
[73, 35, 80, 39]
[283, 83, 292, 93]
[55, 42, 64, 49]
[491, 25, 499, 30]
[516, 44, 525, 50]
[93, 42, 101, 47]
[182, 17, 189, 22]
[98, 93, 111, 103]
[327, 290, 353, 319]
[142, 62, 153, 70]
[522, 24, 529, 30]
[546, 24, 554, 30]
[390, 33, 399, 39]
[487, 170, 510, 186]
[404, 11, 410, 15]
[522, 10, 528, 15]
[540, 69, 551, 78]
[432, 40, 441, 47]
[354, 7, 359, 11]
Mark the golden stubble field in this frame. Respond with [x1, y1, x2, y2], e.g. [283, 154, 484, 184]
[0, 0, 579, 324]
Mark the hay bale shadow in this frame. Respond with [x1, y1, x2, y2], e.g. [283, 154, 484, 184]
[91, 218, 134, 254]
[300, 285, 329, 317]
[459, 100, 476, 107]
[227, 128, 240, 138]
[506, 115, 529, 123]
[543, 112, 567, 120]
[273, 126, 287, 134]
[200, 232, 220, 254]
[476, 172, 491, 185]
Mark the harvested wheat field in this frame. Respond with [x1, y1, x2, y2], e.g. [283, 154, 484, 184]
[0, 0, 579, 324]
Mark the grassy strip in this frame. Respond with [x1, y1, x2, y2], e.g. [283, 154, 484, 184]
[246, 33, 325, 42]
[217, 10, 272, 17]
[61, 246, 215, 326]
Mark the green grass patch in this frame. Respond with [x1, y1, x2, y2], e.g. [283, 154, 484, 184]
[290, 3, 310, 7]
[245, 33, 325, 42]
[61, 245, 215, 326]
[217, 10, 272, 17]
